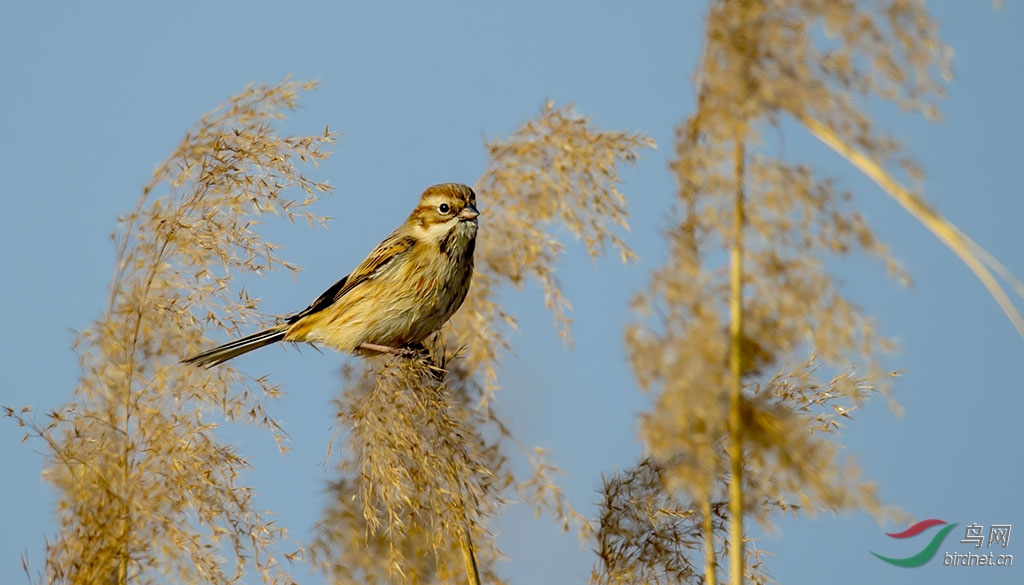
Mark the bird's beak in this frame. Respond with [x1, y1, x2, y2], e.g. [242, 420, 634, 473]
[459, 205, 480, 221]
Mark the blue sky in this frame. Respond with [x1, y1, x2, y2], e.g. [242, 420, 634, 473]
[1, 2, 1020, 584]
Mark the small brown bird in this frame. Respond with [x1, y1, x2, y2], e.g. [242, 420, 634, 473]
[184, 183, 479, 367]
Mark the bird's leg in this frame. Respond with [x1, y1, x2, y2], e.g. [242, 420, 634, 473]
[358, 342, 401, 354]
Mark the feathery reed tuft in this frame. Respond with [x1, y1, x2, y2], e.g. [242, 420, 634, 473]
[7, 79, 334, 585]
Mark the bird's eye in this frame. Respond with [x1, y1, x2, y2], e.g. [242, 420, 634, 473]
[438, 203, 451, 214]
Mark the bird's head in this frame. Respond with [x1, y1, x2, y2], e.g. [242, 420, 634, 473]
[407, 183, 479, 246]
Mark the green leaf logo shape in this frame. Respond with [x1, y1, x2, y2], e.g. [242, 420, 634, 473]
[870, 522, 959, 568]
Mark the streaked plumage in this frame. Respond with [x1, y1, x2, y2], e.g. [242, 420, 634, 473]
[184, 183, 479, 367]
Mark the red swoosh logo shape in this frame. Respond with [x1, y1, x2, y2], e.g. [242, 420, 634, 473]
[886, 519, 947, 538]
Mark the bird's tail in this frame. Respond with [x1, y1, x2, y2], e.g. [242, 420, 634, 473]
[183, 324, 289, 367]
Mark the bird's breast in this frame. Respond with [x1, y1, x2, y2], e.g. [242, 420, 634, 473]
[349, 233, 475, 348]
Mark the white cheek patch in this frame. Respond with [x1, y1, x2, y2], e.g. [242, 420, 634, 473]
[418, 217, 458, 241]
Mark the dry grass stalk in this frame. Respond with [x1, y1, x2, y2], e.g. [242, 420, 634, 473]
[614, 1, 1003, 583]
[797, 113, 1024, 338]
[726, 129, 747, 585]
[6, 79, 334, 585]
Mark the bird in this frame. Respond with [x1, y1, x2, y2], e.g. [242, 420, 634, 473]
[183, 183, 479, 367]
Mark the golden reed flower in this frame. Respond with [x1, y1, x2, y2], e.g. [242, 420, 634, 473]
[184, 183, 479, 366]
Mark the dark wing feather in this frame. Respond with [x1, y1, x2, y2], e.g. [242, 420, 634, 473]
[288, 232, 417, 323]
[288, 274, 350, 323]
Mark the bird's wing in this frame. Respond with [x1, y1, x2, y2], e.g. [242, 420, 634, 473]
[288, 232, 417, 322]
